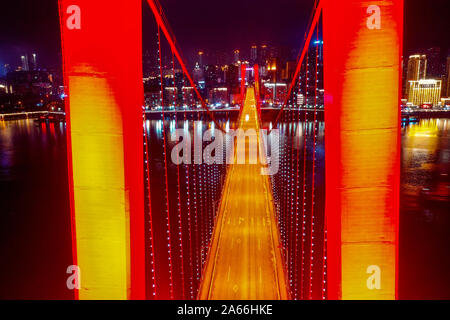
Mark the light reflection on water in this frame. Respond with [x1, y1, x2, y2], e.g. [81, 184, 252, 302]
[400, 118, 449, 299]
[0, 117, 448, 299]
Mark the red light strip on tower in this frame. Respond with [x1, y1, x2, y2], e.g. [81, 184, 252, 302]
[241, 63, 247, 103]
[254, 64, 262, 121]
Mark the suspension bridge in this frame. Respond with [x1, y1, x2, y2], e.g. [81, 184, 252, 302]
[58, 0, 403, 300]
[198, 88, 289, 300]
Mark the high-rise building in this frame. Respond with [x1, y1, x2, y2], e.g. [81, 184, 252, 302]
[212, 50, 228, 66]
[224, 64, 239, 88]
[20, 55, 29, 71]
[444, 56, 450, 97]
[144, 92, 161, 109]
[296, 93, 305, 106]
[182, 87, 195, 106]
[408, 79, 442, 106]
[263, 82, 287, 105]
[407, 54, 427, 81]
[143, 50, 157, 77]
[406, 54, 427, 96]
[250, 45, 257, 63]
[233, 50, 240, 63]
[425, 47, 441, 78]
[267, 58, 278, 82]
[204, 64, 220, 88]
[283, 61, 297, 82]
[209, 87, 228, 105]
[163, 87, 177, 106]
[198, 51, 204, 67]
[260, 45, 268, 64]
[6, 70, 53, 96]
[269, 46, 279, 59]
[31, 53, 38, 70]
[193, 62, 204, 83]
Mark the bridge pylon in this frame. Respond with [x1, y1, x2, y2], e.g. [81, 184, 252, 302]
[59, 0, 146, 299]
[323, 0, 403, 299]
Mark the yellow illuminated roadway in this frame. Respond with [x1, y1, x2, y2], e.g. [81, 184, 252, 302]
[198, 88, 289, 300]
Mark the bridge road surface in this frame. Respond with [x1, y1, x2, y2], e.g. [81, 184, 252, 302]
[198, 88, 289, 300]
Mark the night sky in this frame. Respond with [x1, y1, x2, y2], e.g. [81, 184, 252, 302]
[0, 0, 448, 72]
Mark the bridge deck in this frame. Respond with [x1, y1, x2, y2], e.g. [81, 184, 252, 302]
[198, 88, 289, 300]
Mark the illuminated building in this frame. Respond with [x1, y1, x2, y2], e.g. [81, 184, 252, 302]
[263, 82, 287, 105]
[164, 87, 178, 106]
[224, 64, 239, 87]
[212, 50, 227, 66]
[408, 79, 442, 106]
[143, 50, 154, 77]
[407, 55, 427, 81]
[208, 87, 228, 105]
[0, 79, 7, 93]
[31, 53, 38, 70]
[182, 86, 195, 105]
[444, 56, 450, 97]
[269, 46, 279, 59]
[204, 65, 221, 88]
[425, 47, 441, 78]
[267, 58, 278, 82]
[198, 80, 206, 90]
[250, 45, 257, 63]
[20, 55, 29, 71]
[198, 51, 204, 67]
[260, 45, 268, 64]
[145, 91, 160, 109]
[193, 62, 204, 84]
[447, 56, 450, 90]
[296, 93, 304, 106]
[406, 54, 427, 96]
[233, 49, 240, 63]
[283, 61, 297, 81]
[304, 41, 324, 108]
[143, 76, 161, 106]
[6, 70, 53, 96]
[2, 64, 10, 77]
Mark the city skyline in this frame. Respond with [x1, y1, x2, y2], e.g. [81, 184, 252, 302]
[1, 0, 449, 72]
